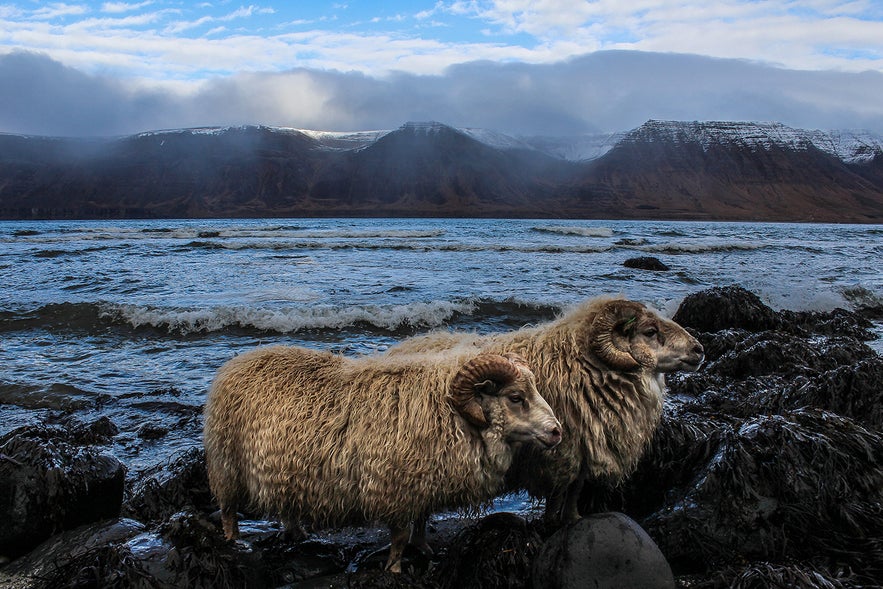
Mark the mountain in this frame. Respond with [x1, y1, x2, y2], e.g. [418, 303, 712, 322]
[0, 120, 881, 222]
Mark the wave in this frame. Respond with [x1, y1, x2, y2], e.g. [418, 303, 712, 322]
[179, 240, 612, 254]
[0, 299, 562, 337]
[532, 225, 614, 238]
[638, 242, 767, 254]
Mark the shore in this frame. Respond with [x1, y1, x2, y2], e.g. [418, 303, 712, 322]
[1, 285, 881, 588]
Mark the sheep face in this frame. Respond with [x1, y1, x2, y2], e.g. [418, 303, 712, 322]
[480, 367, 562, 449]
[451, 354, 562, 449]
[589, 300, 704, 373]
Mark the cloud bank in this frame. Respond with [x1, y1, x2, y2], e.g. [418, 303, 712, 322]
[2, 50, 883, 137]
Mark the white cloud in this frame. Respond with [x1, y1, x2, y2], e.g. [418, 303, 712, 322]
[30, 3, 89, 20]
[101, 2, 154, 14]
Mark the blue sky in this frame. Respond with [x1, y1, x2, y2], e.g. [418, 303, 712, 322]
[2, 1, 883, 136]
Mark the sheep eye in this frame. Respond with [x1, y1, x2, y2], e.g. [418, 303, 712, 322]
[508, 394, 524, 405]
[644, 328, 658, 337]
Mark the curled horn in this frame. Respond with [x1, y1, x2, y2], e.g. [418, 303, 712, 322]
[589, 300, 645, 371]
[449, 354, 521, 427]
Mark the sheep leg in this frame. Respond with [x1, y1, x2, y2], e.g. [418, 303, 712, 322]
[561, 478, 584, 523]
[384, 525, 410, 573]
[221, 503, 240, 540]
[409, 515, 433, 556]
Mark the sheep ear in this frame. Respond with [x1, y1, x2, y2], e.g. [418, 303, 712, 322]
[473, 379, 498, 396]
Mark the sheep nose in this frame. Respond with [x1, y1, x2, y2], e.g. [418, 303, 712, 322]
[692, 343, 704, 356]
[546, 426, 562, 447]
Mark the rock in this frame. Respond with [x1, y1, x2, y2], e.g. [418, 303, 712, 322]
[0, 518, 145, 589]
[0, 425, 126, 559]
[787, 358, 883, 428]
[673, 285, 781, 333]
[643, 410, 883, 578]
[123, 447, 212, 524]
[780, 307, 875, 340]
[532, 512, 674, 589]
[437, 512, 542, 589]
[623, 256, 670, 271]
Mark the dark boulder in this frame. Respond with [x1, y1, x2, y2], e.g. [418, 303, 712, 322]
[673, 285, 781, 333]
[0, 425, 126, 559]
[123, 446, 212, 524]
[532, 512, 674, 589]
[0, 518, 145, 589]
[623, 256, 670, 271]
[643, 410, 883, 582]
[702, 331, 875, 379]
[779, 307, 875, 340]
[785, 357, 883, 428]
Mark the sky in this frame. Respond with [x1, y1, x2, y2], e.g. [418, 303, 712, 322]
[1, 1, 883, 137]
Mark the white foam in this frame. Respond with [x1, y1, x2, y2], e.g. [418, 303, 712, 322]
[533, 226, 614, 238]
[102, 299, 479, 335]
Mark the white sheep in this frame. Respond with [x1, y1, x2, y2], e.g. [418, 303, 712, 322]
[386, 297, 704, 524]
[203, 346, 561, 572]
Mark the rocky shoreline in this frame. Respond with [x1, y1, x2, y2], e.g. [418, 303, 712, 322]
[2, 285, 881, 588]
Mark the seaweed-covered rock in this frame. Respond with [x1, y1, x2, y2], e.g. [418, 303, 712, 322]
[0, 425, 126, 559]
[532, 512, 674, 589]
[786, 358, 883, 428]
[623, 256, 670, 271]
[680, 561, 868, 589]
[779, 307, 875, 340]
[703, 332, 875, 379]
[437, 513, 542, 589]
[644, 410, 883, 582]
[673, 286, 781, 333]
[122, 447, 212, 524]
[0, 518, 145, 589]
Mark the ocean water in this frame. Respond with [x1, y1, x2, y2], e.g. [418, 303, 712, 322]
[1, 218, 881, 472]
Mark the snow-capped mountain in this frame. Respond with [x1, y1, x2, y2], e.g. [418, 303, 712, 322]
[618, 120, 883, 165]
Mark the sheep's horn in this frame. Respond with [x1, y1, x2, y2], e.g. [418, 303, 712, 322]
[589, 300, 643, 371]
[449, 354, 521, 427]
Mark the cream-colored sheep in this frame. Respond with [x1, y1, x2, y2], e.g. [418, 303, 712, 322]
[203, 347, 561, 572]
[386, 297, 704, 525]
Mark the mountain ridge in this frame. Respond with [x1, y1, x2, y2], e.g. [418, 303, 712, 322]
[1, 120, 881, 222]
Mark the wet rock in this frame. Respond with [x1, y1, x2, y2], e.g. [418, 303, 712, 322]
[701, 331, 876, 379]
[137, 422, 170, 440]
[123, 447, 212, 524]
[623, 256, 670, 271]
[0, 425, 126, 559]
[786, 358, 883, 428]
[673, 285, 781, 333]
[780, 307, 875, 340]
[437, 512, 542, 589]
[67, 416, 120, 445]
[532, 512, 674, 589]
[680, 561, 867, 589]
[643, 410, 883, 581]
[0, 518, 145, 589]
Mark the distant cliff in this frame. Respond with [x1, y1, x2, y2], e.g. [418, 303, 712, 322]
[1, 120, 881, 222]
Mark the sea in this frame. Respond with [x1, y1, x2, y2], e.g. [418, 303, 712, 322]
[1, 218, 881, 475]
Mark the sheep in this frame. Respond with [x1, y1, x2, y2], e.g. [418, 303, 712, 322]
[385, 296, 704, 525]
[203, 346, 562, 573]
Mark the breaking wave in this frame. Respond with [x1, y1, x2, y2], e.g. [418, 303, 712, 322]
[532, 225, 615, 238]
[179, 240, 612, 254]
[639, 242, 768, 254]
[0, 299, 562, 337]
